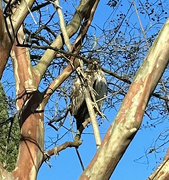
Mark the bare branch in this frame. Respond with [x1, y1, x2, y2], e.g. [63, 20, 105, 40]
[72, 0, 100, 53]
[31, 1, 50, 12]
[84, 88, 101, 149]
[0, 0, 35, 79]
[79, 17, 169, 180]
[45, 141, 82, 160]
[52, 0, 72, 52]
[132, 0, 149, 48]
[35, 0, 96, 80]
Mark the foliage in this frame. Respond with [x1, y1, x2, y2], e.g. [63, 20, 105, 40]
[0, 82, 20, 171]
[0, 0, 169, 178]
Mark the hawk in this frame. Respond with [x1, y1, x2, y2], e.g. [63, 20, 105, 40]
[70, 58, 107, 141]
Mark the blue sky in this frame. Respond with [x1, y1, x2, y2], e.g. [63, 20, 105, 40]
[37, 117, 167, 180]
[1, 0, 169, 179]
[36, 1, 169, 179]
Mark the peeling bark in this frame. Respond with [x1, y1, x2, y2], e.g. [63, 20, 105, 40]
[0, 3, 12, 79]
[0, 0, 35, 79]
[35, 0, 98, 79]
[3, 0, 169, 179]
[147, 148, 169, 180]
[10, 25, 44, 179]
[12, 112, 44, 180]
[0, 35, 11, 79]
[79, 18, 169, 180]
[0, 163, 14, 180]
[0, 0, 100, 179]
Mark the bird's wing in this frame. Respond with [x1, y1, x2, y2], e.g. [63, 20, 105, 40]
[93, 70, 107, 108]
[70, 77, 85, 115]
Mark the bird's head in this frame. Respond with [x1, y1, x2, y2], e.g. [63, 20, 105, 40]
[87, 58, 101, 70]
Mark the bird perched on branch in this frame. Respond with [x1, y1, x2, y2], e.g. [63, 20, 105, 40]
[70, 58, 107, 142]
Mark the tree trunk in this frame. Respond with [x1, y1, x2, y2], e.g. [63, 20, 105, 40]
[0, 0, 100, 179]
[79, 18, 169, 180]
[12, 112, 44, 179]
[0, 0, 35, 79]
[9, 25, 44, 179]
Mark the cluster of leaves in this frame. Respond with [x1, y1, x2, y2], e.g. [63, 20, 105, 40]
[1, 0, 169, 167]
[0, 82, 20, 171]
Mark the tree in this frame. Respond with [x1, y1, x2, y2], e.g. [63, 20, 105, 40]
[0, 82, 20, 172]
[0, 0, 169, 179]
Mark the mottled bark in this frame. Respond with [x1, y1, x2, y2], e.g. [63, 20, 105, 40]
[35, 0, 99, 79]
[147, 148, 169, 180]
[0, 0, 100, 179]
[41, 0, 100, 106]
[9, 25, 44, 179]
[0, 163, 14, 180]
[0, 0, 35, 79]
[79, 18, 169, 180]
[0, 2, 11, 79]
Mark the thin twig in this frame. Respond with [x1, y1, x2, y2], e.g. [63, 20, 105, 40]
[68, 106, 85, 171]
[132, 0, 149, 49]
[161, 79, 169, 112]
[23, 0, 37, 24]
[75, 148, 85, 171]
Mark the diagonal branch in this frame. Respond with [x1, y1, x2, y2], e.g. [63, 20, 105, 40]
[35, 0, 96, 80]
[75, 65, 102, 149]
[0, 0, 35, 79]
[41, 0, 101, 106]
[52, 0, 72, 52]
[132, 0, 149, 48]
[79, 17, 169, 180]
[84, 88, 101, 149]
[71, 0, 100, 53]
[44, 141, 82, 161]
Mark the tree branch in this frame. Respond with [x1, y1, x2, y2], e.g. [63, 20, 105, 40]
[0, 0, 35, 79]
[147, 148, 169, 180]
[11, 25, 37, 102]
[79, 17, 169, 180]
[41, 0, 101, 105]
[31, 1, 50, 12]
[71, 0, 100, 53]
[84, 88, 101, 149]
[35, 0, 95, 80]
[53, 0, 72, 52]
[44, 141, 82, 161]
